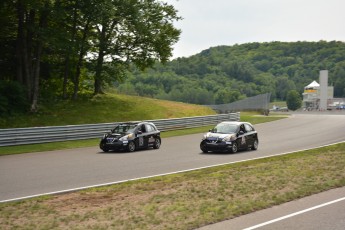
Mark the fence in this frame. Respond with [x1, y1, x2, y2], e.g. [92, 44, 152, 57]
[0, 113, 240, 147]
[206, 93, 271, 113]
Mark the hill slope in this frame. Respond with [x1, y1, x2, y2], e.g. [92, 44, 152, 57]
[117, 41, 345, 104]
[0, 94, 215, 128]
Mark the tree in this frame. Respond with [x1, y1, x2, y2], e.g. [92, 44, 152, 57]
[15, 0, 51, 112]
[332, 62, 345, 97]
[51, 0, 95, 100]
[286, 90, 302, 111]
[91, 0, 181, 94]
[214, 89, 244, 104]
[0, 80, 29, 116]
[275, 75, 296, 100]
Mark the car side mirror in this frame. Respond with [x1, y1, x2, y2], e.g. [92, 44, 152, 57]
[137, 131, 142, 135]
[239, 131, 244, 135]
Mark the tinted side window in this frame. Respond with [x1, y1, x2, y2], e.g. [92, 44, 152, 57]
[139, 124, 147, 133]
[240, 125, 246, 133]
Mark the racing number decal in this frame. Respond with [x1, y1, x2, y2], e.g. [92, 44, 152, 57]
[139, 136, 144, 146]
[241, 136, 246, 145]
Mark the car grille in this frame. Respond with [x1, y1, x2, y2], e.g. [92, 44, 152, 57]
[206, 138, 222, 144]
[106, 138, 119, 143]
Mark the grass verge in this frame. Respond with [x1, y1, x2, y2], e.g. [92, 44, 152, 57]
[0, 114, 288, 156]
[0, 94, 215, 128]
[1, 142, 344, 229]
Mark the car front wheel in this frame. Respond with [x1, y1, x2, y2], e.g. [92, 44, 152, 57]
[127, 141, 136, 152]
[153, 138, 161, 149]
[200, 141, 208, 153]
[231, 142, 238, 153]
[100, 142, 109, 152]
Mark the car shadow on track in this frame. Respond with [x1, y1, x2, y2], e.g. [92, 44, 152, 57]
[97, 148, 157, 154]
[199, 150, 243, 155]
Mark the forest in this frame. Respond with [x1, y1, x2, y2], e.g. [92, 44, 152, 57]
[117, 41, 345, 105]
[0, 0, 181, 115]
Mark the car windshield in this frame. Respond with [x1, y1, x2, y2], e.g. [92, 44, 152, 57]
[213, 123, 238, 134]
[112, 124, 137, 134]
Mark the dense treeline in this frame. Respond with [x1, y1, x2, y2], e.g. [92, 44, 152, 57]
[117, 41, 345, 104]
[0, 0, 180, 115]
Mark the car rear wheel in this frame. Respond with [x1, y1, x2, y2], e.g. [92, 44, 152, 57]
[252, 139, 258, 150]
[153, 138, 161, 149]
[231, 142, 238, 153]
[127, 141, 136, 152]
[200, 141, 208, 153]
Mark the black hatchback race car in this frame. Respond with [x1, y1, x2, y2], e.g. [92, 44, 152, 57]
[100, 122, 161, 152]
[200, 121, 258, 153]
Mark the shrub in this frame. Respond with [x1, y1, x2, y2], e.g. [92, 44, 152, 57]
[286, 90, 302, 111]
[0, 80, 29, 116]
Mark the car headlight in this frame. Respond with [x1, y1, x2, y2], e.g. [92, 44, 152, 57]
[223, 134, 236, 142]
[222, 135, 231, 142]
[120, 133, 133, 141]
[203, 133, 211, 140]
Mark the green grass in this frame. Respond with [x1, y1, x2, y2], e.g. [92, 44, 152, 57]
[0, 139, 99, 155]
[0, 93, 215, 128]
[0, 114, 287, 156]
[1, 142, 344, 230]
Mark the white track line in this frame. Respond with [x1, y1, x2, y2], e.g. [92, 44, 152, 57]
[244, 197, 345, 230]
[1, 140, 344, 203]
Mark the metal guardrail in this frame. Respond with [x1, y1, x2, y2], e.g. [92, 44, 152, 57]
[206, 93, 271, 113]
[0, 113, 240, 146]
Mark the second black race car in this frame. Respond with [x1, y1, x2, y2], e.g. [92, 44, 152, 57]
[100, 122, 161, 152]
[200, 121, 258, 153]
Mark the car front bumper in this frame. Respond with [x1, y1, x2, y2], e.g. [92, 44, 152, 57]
[100, 138, 129, 150]
[202, 140, 234, 151]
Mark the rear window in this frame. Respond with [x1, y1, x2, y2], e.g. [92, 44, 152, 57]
[146, 124, 156, 132]
[244, 124, 254, 132]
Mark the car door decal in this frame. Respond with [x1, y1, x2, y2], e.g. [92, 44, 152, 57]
[149, 136, 155, 143]
[241, 136, 246, 145]
[139, 136, 144, 146]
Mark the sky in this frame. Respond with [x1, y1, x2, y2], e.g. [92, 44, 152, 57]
[164, 0, 345, 59]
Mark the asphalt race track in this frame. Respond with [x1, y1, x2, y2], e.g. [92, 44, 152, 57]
[1, 113, 345, 202]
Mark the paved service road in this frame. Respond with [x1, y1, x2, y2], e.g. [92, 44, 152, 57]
[1, 113, 345, 201]
[198, 187, 345, 230]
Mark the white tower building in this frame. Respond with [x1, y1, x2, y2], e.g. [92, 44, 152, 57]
[302, 70, 334, 110]
[319, 70, 328, 110]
